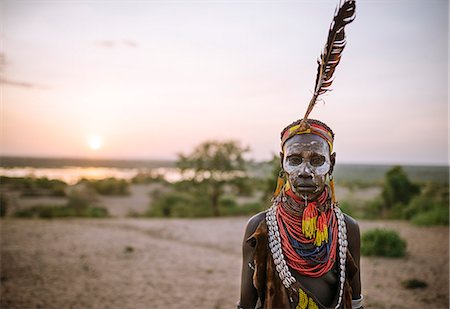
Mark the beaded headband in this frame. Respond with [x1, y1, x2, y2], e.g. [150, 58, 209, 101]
[280, 121, 334, 153]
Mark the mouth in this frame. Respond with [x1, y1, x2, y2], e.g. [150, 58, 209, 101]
[293, 182, 317, 193]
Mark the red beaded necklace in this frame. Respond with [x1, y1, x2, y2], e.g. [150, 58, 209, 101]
[276, 187, 338, 277]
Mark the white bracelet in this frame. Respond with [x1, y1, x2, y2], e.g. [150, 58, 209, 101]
[352, 295, 364, 309]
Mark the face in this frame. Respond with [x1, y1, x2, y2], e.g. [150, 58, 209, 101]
[282, 134, 335, 200]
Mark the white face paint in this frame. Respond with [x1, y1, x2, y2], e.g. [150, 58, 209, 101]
[282, 134, 332, 198]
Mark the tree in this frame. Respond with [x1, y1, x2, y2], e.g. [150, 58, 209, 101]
[381, 166, 420, 216]
[176, 140, 250, 216]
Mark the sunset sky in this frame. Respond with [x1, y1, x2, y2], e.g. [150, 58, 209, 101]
[1, 0, 448, 165]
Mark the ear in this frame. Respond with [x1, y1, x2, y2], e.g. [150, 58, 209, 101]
[279, 151, 284, 170]
[329, 152, 336, 175]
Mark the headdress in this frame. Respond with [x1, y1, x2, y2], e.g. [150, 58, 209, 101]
[275, 0, 356, 202]
[281, 0, 356, 149]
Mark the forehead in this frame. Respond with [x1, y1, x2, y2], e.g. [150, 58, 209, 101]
[283, 134, 330, 155]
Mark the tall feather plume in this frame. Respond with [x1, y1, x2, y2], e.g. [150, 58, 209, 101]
[302, 0, 356, 122]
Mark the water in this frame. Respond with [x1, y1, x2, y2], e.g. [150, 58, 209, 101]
[0, 166, 183, 185]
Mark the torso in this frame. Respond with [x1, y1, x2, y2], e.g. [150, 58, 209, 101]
[291, 264, 339, 307]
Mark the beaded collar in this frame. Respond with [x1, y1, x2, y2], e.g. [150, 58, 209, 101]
[266, 188, 348, 309]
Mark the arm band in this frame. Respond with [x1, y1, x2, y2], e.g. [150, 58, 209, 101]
[352, 295, 364, 309]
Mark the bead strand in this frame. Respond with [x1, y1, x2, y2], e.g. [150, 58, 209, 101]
[266, 204, 296, 289]
[334, 207, 347, 309]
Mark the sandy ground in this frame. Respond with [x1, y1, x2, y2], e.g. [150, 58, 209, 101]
[1, 217, 448, 309]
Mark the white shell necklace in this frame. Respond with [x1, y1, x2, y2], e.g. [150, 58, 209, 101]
[266, 200, 348, 309]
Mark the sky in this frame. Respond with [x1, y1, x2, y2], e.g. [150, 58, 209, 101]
[1, 0, 448, 165]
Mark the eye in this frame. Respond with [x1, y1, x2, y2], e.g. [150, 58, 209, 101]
[288, 156, 302, 166]
[310, 156, 325, 166]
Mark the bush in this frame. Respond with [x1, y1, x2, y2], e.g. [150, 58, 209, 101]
[146, 191, 212, 218]
[338, 200, 355, 218]
[361, 198, 383, 219]
[0, 176, 67, 197]
[14, 205, 108, 218]
[411, 208, 449, 226]
[361, 228, 407, 258]
[381, 166, 420, 208]
[0, 193, 7, 217]
[13, 183, 108, 218]
[79, 178, 130, 196]
[147, 190, 266, 218]
[405, 183, 449, 226]
[131, 172, 167, 184]
[401, 278, 428, 289]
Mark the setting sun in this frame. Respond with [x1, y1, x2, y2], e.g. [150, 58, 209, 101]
[88, 135, 103, 150]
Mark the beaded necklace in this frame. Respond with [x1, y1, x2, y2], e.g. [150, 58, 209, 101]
[277, 188, 337, 277]
[266, 185, 348, 309]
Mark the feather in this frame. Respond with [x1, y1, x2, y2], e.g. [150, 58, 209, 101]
[303, 0, 356, 121]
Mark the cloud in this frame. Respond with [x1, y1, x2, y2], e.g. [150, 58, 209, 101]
[0, 77, 42, 89]
[95, 40, 138, 48]
[96, 40, 116, 48]
[0, 53, 43, 89]
[122, 40, 138, 48]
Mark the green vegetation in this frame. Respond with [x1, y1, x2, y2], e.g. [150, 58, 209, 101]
[78, 178, 130, 196]
[131, 172, 167, 184]
[0, 176, 67, 197]
[14, 204, 108, 218]
[147, 190, 264, 218]
[407, 183, 449, 226]
[358, 166, 449, 226]
[401, 278, 428, 289]
[0, 192, 7, 217]
[145, 140, 269, 218]
[361, 228, 407, 258]
[174, 140, 252, 217]
[13, 184, 108, 218]
[381, 166, 420, 213]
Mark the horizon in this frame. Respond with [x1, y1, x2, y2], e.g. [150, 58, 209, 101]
[1, 154, 448, 168]
[2, 0, 448, 165]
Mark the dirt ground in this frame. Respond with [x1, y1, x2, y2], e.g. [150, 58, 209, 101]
[1, 217, 448, 309]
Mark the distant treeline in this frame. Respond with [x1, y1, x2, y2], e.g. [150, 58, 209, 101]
[333, 164, 449, 185]
[0, 156, 175, 169]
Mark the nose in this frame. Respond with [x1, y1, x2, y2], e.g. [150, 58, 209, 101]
[298, 162, 312, 178]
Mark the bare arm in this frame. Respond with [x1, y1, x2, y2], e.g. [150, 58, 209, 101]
[345, 214, 362, 301]
[239, 212, 266, 309]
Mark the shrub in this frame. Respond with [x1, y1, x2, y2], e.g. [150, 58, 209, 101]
[0, 176, 67, 197]
[362, 198, 384, 219]
[411, 207, 449, 226]
[401, 278, 428, 289]
[147, 190, 265, 218]
[0, 193, 7, 217]
[379, 166, 420, 218]
[79, 178, 130, 196]
[146, 191, 212, 218]
[406, 183, 449, 226]
[361, 228, 406, 258]
[338, 200, 355, 218]
[14, 205, 108, 218]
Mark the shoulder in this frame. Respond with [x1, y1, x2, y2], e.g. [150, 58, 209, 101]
[343, 213, 361, 254]
[243, 211, 267, 240]
[343, 213, 360, 236]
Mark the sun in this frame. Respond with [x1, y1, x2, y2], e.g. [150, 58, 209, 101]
[88, 135, 103, 150]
